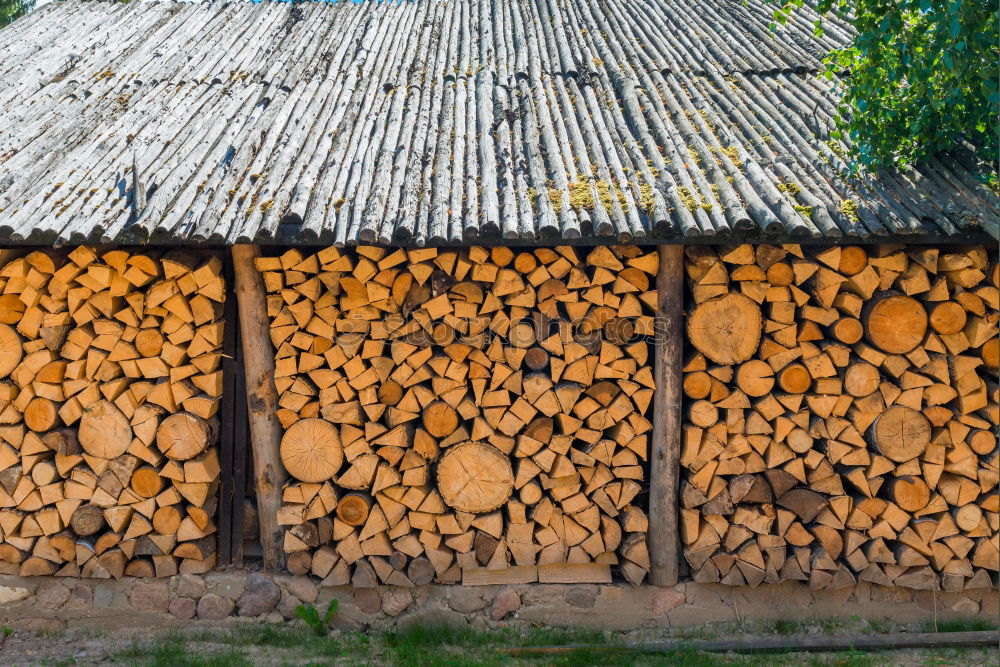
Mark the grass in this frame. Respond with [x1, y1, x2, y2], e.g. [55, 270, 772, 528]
[920, 617, 999, 634]
[114, 633, 253, 667]
[773, 620, 802, 636]
[188, 623, 349, 658]
[757, 618, 854, 637]
[803, 651, 880, 667]
[862, 618, 894, 635]
[102, 618, 999, 667]
[673, 625, 722, 641]
[379, 624, 615, 667]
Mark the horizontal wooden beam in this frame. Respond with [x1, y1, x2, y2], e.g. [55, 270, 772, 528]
[504, 630, 1000, 656]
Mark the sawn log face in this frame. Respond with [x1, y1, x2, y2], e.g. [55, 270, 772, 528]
[680, 243, 999, 591]
[259, 245, 658, 586]
[0, 248, 225, 578]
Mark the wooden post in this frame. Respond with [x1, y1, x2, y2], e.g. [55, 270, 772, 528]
[216, 253, 238, 566]
[648, 245, 683, 586]
[232, 244, 287, 569]
[231, 325, 249, 565]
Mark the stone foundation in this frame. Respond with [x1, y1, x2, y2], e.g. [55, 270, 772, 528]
[0, 570, 995, 633]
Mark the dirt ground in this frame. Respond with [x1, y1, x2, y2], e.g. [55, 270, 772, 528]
[0, 616, 996, 666]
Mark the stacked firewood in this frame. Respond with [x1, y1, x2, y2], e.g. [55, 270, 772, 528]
[0, 248, 224, 578]
[259, 246, 656, 586]
[681, 243, 999, 591]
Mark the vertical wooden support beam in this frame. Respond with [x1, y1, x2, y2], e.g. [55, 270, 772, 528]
[232, 244, 287, 569]
[216, 252, 238, 566]
[648, 244, 683, 586]
[231, 322, 249, 565]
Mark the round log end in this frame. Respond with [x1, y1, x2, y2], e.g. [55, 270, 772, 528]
[683, 371, 712, 399]
[280, 418, 343, 483]
[736, 360, 774, 397]
[873, 405, 930, 463]
[0, 323, 22, 378]
[688, 293, 762, 365]
[24, 397, 58, 432]
[70, 504, 105, 537]
[156, 412, 215, 461]
[422, 401, 459, 438]
[336, 494, 371, 527]
[78, 400, 133, 459]
[777, 364, 811, 394]
[436, 443, 513, 513]
[866, 295, 927, 354]
[131, 466, 164, 499]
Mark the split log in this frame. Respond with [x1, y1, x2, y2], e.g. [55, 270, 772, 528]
[0, 248, 225, 577]
[681, 244, 998, 591]
[263, 245, 657, 585]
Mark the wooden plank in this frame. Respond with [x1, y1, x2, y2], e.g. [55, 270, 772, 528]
[216, 251, 238, 566]
[232, 244, 288, 569]
[231, 321, 249, 565]
[537, 563, 612, 584]
[648, 245, 683, 586]
[462, 566, 538, 586]
[504, 631, 1000, 656]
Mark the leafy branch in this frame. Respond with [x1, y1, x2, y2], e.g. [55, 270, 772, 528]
[772, 0, 999, 183]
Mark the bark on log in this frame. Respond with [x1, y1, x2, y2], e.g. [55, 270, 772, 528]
[233, 244, 288, 569]
[679, 243, 998, 592]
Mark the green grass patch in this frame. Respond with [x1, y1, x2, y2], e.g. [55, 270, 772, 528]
[804, 649, 882, 667]
[671, 623, 726, 641]
[186, 624, 350, 659]
[380, 624, 492, 667]
[113, 633, 252, 667]
[773, 619, 801, 636]
[769, 618, 850, 637]
[545, 646, 728, 667]
[101, 619, 999, 667]
[374, 624, 621, 667]
[921, 617, 999, 633]
[516, 626, 609, 647]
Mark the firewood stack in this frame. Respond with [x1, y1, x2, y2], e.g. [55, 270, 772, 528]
[680, 243, 999, 591]
[0, 248, 224, 578]
[258, 245, 657, 586]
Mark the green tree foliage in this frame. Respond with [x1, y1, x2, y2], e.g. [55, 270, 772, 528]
[774, 0, 999, 180]
[1, 0, 31, 30]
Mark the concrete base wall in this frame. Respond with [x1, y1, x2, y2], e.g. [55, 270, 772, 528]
[0, 571, 995, 634]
